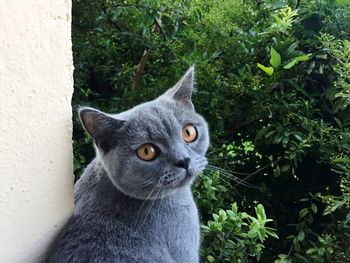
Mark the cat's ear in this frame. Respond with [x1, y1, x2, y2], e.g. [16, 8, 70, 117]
[161, 66, 195, 105]
[79, 107, 125, 152]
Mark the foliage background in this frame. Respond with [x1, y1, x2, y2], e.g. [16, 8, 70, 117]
[72, 0, 350, 262]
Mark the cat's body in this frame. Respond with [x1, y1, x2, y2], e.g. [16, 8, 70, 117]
[48, 67, 209, 263]
[50, 159, 199, 263]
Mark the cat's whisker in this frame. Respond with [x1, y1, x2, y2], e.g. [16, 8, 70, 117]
[136, 178, 158, 188]
[206, 165, 258, 185]
[201, 170, 246, 202]
[134, 183, 160, 228]
[206, 164, 253, 176]
[156, 190, 164, 228]
[206, 146, 228, 156]
[207, 157, 232, 162]
[137, 187, 162, 229]
[204, 166, 257, 188]
[205, 171, 256, 189]
[208, 170, 256, 188]
[201, 170, 233, 186]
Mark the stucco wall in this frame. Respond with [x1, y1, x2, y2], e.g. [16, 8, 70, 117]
[0, 1, 74, 262]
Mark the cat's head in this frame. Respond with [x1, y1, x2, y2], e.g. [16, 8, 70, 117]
[79, 67, 209, 199]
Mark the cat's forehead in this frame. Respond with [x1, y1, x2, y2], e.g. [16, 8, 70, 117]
[121, 100, 191, 123]
[118, 100, 198, 143]
[130, 103, 183, 130]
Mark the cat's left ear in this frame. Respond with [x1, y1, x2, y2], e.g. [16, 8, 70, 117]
[161, 66, 195, 105]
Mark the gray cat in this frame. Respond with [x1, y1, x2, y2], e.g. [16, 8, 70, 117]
[48, 67, 209, 263]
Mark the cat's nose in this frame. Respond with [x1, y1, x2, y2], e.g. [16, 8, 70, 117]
[175, 158, 190, 170]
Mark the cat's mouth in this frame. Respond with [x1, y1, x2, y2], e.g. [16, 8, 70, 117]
[178, 159, 207, 187]
[158, 170, 187, 189]
[150, 157, 208, 196]
[161, 164, 207, 189]
[176, 170, 196, 188]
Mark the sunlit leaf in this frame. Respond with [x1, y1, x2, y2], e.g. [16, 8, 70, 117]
[270, 47, 281, 68]
[283, 59, 298, 69]
[283, 54, 311, 69]
[257, 63, 274, 76]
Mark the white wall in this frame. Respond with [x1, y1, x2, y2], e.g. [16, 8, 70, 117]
[0, 1, 74, 262]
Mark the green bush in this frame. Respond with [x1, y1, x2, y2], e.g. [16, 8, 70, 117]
[72, 0, 350, 261]
[201, 203, 278, 263]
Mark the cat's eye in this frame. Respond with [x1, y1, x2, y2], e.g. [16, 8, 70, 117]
[136, 144, 158, 161]
[182, 124, 197, 143]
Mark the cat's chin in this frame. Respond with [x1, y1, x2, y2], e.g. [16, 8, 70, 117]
[113, 181, 183, 200]
[123, 176, 195, 200]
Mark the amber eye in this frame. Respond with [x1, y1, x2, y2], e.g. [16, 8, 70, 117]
[136, 144, 158, 161]
[182, 124, 197, 143]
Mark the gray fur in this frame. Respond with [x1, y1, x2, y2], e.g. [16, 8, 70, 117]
[48, 67, 209, 263]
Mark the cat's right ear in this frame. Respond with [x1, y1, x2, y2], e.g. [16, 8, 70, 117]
[79, 107, 125, 152]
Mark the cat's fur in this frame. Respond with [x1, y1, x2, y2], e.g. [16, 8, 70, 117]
[48, 67, 209, 263]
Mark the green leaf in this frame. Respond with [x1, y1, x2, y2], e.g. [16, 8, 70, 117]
[266, 227, 279, 239]
[337, 0, 350, 5]
[293, 134, 303, 142]
[273, 166, 281, 177]
[207, 255, 215, 262]
[299, 208, 308, 218]
[296, 54, 311, 62]
[334, 117, 343, 129]
[283, 54, 311, 69]
[281, 164, 291, 172]
[258, 227, 266, 241]
[285, 42, 299, 56]
[256, 204, 267, 221]
[318, 247, 326, 256]
[283, 59, 298, 69]
[297, 231, 305, 241]
[311, 204, 318, 214]
[248, 229, 259, 238]
[257, 63, 274, 76]
[270, 47, 281, 68]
